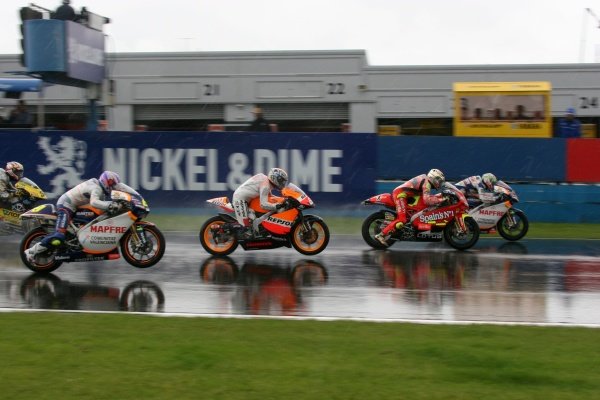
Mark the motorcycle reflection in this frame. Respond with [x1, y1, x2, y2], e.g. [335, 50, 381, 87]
[200, 256, 328, 316]
[364, 250, 473, 304]
[19, 273, 165, 312]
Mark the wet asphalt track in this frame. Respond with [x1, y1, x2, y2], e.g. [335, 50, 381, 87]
[1, 232, 600, 327]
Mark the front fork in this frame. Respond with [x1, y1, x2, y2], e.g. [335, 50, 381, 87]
[129, 223, 148, 248]
[455, 212, 469, 233]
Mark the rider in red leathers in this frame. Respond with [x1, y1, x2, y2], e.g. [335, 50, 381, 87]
[375, 169, 446, 245]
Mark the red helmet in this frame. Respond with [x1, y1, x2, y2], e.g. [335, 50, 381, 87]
[5, 161, 24, 181]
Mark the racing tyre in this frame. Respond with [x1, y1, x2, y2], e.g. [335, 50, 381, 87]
[444, 216, 480, 251]
[290, 216, 329, 255]
[121, 224, 165, 268]
[19, 227, 62, 273]
[199, 216, 239, 256]
[497, 209, 529, 241]
[361, 211, 393, 249]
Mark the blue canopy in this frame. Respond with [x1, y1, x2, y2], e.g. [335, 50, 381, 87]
[0, 78, 42, 92]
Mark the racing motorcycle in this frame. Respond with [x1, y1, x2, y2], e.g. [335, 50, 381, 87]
[362, 182, 480, 251]
[200, 183, 329, 256]
[19, 190, 166, 273]
[0, 177, 47, 234]
[468, 180, 528, 241]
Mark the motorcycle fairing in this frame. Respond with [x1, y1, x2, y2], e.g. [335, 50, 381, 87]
[363, 193, 395, 208]
[15, 178, 47, 200]
[20, 204, 57, 220]
[207, 196, 234, 213]
[78, 212, 137, 254]
[470, 202, 510, 230]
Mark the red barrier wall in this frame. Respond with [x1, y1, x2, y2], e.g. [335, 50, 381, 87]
[566, 139, 600, 183]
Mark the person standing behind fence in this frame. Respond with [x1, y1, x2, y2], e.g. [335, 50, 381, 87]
[53, 0, 77, 20]
[248, 107, 271, 132]
[556, 107, 582, 138]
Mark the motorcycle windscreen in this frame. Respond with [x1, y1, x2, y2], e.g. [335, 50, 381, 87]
[282, 183, 313, 207]
[78, 212, 136, 254]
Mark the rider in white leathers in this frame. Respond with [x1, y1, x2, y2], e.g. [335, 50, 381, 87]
[232, 167, 289, 237]
[454, 173, 499, 207]
[24, 171, 139, 261]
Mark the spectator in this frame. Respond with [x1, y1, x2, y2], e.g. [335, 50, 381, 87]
[8, 100, 32, 125]
[556, 107, 582, 138]
[53, 0, 77, 21]
[248, 107, 271, 132]
[514, 104, 530, 120]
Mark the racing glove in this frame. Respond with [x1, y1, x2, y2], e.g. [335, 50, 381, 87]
[108, 202, 122, 215]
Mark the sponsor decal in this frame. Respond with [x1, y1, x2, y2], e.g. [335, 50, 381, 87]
[90, 225, 127, 234]
[417, 232, 442, 239]
[266, 216, 293, 227]
[478, 209, 505, 217]
[419, 210, 454, 223]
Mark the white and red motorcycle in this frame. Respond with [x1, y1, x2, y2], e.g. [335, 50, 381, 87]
[19, 190, 165, 273]
[468, 181, 529, 241]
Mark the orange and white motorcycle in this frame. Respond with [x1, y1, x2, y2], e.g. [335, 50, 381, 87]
[19, 190, 165, 273]
[200, 183, 329, 256]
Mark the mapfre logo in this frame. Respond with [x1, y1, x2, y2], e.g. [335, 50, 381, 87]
[479, 209, 504, 217]
[90, 225, 127, 234]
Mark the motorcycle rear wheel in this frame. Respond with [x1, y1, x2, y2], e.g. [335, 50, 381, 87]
[444, 216, 479, 251]
[497, 210, 529, 241]
[121, 224, 166, 268]
[19, 227, 63, 273]
[290, 217, 329, 255]
[199, 216, 239, 256]
[361, 211, 392, 249]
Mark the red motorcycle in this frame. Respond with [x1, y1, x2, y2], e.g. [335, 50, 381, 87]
[361, 183, 479, 251]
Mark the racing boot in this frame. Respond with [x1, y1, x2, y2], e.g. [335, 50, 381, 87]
[24, 243, 47, 263]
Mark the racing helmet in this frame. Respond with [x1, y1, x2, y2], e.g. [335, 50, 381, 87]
[99, 171, 121, 193]
[482, 173, 498, 190]
[268, 167, 288, 190]
[5, 161, 24, 181]
[427, 168, 445, 189]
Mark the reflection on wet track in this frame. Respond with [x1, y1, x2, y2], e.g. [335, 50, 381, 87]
[2, 233, 600, 327]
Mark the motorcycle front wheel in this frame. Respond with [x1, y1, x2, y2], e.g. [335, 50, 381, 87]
[120, 224, 166, 268]
[361, 211, 392, 249]
[199, 216, 239, 256]
[497, 209, 529, 241]
[19, 227, 63, 273]
[290, 217, 329, 255]
[444, 216, 480, 251]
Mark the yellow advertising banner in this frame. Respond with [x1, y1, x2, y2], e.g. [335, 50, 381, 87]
[454, 81, 552, 138]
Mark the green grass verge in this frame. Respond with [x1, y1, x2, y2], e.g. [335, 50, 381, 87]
[0, 313, 598, 399]
[147, 214, 600, 239]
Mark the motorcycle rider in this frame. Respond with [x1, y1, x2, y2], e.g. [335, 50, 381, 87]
[375, 168, 446, 245]
[455, 173, 499, 207]
[24, 171, 139, 262]
[0, 161, 24, 205]
[232, 167, 289, 238]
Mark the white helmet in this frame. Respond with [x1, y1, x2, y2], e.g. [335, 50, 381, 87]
[268, 167, 288, 190]
[482, 173, 497, 190]
[427, 168, 445, 189]
[99, 170, 121, 193]
[5, 161, 24, 181]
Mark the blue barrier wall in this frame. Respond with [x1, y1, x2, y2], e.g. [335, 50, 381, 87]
[378, 136, 566, 181]
[1, 130, 597, 222]
[0, 131, 377, 207]
[377, 182, 600, 223]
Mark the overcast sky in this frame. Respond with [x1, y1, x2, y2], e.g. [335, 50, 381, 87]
[1, 0, 600, 66]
